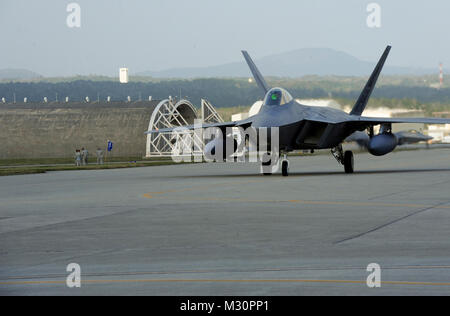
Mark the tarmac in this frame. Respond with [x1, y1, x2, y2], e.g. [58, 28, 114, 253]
[1, 148, 450, 296]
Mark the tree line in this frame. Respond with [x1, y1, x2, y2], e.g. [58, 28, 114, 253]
[1, 79, 450, 110]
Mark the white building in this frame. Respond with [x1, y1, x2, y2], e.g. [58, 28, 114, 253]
[119, 68, 129, 83]
[428, 124, 450, 143]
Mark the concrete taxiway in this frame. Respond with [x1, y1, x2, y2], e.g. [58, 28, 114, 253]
[0, 148, 450, 295]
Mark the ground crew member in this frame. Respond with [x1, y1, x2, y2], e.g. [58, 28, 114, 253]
[81, 147, 89, 166]
[96, 147, 104, 165]
[74, 149, 82, 166]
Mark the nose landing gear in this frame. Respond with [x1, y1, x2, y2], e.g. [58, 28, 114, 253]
[260, 152, 290, 176]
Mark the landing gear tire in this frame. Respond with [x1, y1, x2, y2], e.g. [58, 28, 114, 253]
[344, 151, 354, 174]
[282, 160, 289, 177]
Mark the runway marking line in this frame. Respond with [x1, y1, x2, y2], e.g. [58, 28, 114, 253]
[1, 278, 450, 287]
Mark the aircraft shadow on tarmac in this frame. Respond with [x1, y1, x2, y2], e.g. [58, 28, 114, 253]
[169, 168, 450, 179]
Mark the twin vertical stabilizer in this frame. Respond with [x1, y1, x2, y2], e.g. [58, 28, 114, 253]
[350, 45, 391, 116]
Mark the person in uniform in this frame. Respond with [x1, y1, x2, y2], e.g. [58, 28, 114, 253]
[81, 147, 89, 166]
[96, 147, 104, 165]
[74, 149, 82, 166]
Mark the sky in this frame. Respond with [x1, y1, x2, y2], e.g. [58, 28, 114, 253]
[0, 0, 448, 76]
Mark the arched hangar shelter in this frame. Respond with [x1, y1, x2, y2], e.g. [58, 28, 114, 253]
[146, 99, 223, 157]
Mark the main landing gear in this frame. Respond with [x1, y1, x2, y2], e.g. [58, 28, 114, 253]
[281, 154, 289, 177]
[331, 145, 354, 174]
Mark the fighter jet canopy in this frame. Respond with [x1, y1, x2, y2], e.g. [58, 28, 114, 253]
[263, 88, 293, 106]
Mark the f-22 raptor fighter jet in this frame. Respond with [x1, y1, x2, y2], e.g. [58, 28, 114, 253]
[146, 46, 450, 176]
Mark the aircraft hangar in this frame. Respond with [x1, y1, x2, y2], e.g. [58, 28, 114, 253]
[146, 98, 223, 157]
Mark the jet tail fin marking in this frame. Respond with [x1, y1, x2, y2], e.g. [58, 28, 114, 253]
[241, 50, 270, 94]
[350, 45, 391, 116]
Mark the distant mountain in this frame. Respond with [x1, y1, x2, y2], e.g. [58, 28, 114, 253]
[136, 48, 435, 78]
[0, 69, 42, 80]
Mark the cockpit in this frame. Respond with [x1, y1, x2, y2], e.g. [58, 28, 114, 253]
[263, 88, 293, 106]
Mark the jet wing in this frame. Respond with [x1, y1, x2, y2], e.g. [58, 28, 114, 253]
[294, 114, 447, 149]
[355, 116, 450, 125]
[144, 118, 253, 134]
[336, 116, 447, 146]
[340, 116, 450, 141]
